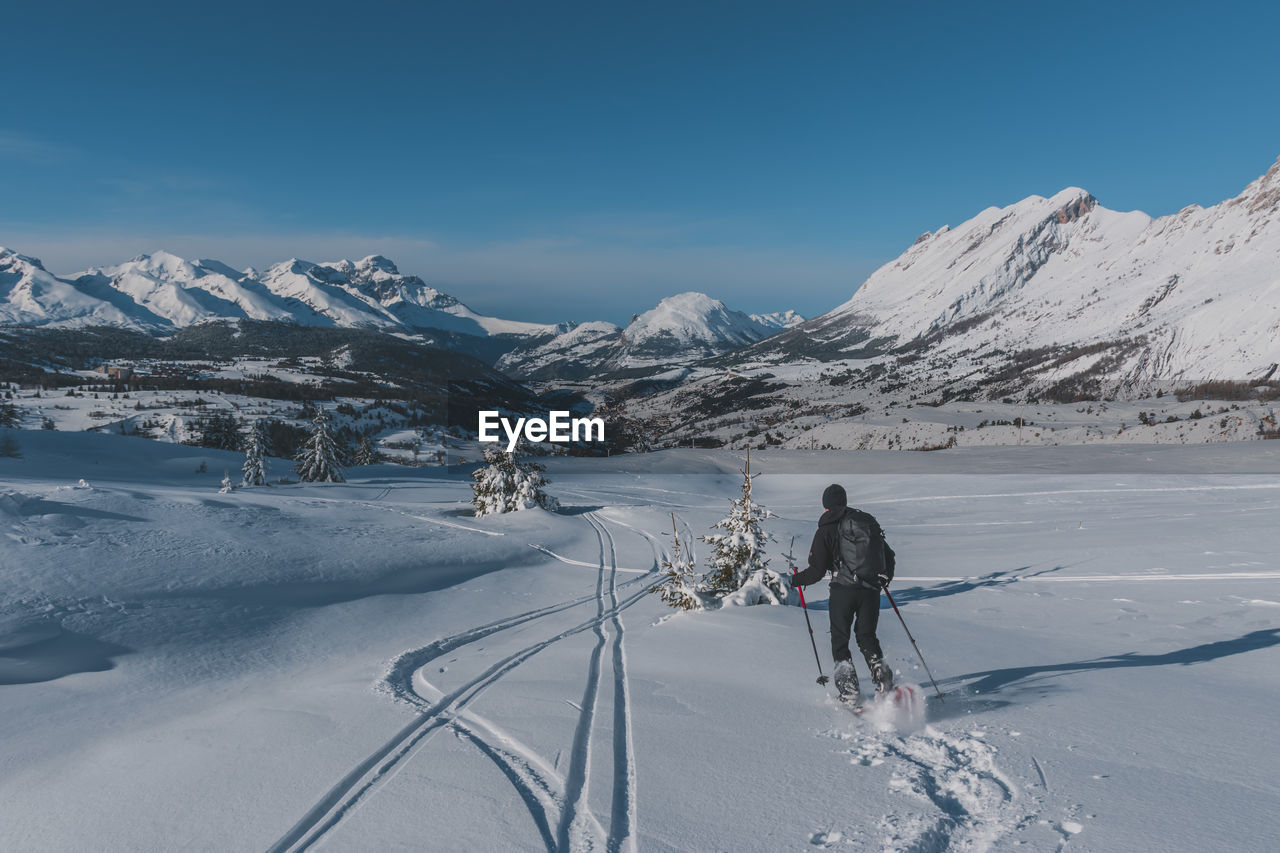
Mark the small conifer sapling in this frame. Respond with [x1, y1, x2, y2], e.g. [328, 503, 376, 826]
[699, 449, 790, 605]
[652, 512, 703, 610]
[471, 444, 558, 516]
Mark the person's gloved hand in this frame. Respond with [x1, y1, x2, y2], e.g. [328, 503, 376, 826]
[785, 573, 799, 589]
[877, 573, 891, 588]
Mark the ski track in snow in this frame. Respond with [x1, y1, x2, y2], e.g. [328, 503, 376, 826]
[452, 720, 561, 850]
[397, 510, 506, 536]
[530, 543, 650, 574]
[293, 492, 507, 536]
[556, 485, 719, 511]
[555, 514, 610, 852]
[554, 511, 641, 853]
[268, 511, 658, 853]
[594, 513, 639, 853]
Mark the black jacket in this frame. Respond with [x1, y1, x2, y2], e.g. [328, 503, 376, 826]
[793, 506, 895, 588]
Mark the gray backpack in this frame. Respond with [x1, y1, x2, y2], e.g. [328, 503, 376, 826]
[831, 508, 891, 588]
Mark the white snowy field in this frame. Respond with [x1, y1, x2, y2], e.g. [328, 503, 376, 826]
[2, 433, 1279, 852]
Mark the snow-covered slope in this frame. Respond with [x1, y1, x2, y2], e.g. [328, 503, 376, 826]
[497, 292, 801, 379]
[327, 255, 557, 337]
[749, 309, 805, 331]
[256, 258, 394, 328]
[494, 320, 624, 380]
[621, 291, 783, 365]
[1, 250, 556, 342]
[77, 251, 303, 327]
[0, 248, 165, 330]
[753, 155, 1280, 384]
[3, 435, 1279, 851]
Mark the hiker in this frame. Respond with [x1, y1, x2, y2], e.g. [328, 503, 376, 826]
[788, 484, 895, 704]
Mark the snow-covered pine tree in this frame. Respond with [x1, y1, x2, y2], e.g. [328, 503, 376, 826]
[354, 434, 380, 466]
[699, 449, 790, 605]
[242, 419, 270, 486]
[651, 513, 703, 610]
[295, 406, 346, 483]
[470, 443, 559, 516]
[219, 470, 235, 494]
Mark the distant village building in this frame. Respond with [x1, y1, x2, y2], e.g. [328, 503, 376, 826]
[99, 365, 134, 381]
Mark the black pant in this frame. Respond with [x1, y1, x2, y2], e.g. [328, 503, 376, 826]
[829, 582, 883, 666]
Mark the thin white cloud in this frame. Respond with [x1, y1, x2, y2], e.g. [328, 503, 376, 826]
[98, 172, 223, 196]
[0, 130, 78, 165]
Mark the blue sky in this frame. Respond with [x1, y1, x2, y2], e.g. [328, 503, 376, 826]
[3, 0, 1278, 324]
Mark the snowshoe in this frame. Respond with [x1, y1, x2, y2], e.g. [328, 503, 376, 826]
[869, 658, 894, 696]
[885, 684, 922, 718]
[834, 660, 861, 709]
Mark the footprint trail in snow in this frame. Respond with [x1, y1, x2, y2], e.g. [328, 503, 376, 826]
[850, 724, 1025, 853]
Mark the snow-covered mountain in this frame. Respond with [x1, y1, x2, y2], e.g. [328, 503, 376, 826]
[1, 250, 558, 343]
[257, 254, 559, 337]
[494, 321, 624, 380]
[496, 292, 803, 380]
[0, 248, 165, 330]
[623, 291, 784, 362]
[740, 154, 1280, 386]
[2, 248, 800, 374]
[607, 155, 1280, 450]
[11, 154, 1276, 393]
[749, 309, 805, 331]
[327, 255, 557, 337]
[76, 251, 303, 328]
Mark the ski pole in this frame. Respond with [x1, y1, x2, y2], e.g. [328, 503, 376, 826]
[882, 585, 944, 701]
[789, 538, 828, 686]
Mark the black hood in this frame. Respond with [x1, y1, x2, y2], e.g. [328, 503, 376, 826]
[818, 506, 847, 527]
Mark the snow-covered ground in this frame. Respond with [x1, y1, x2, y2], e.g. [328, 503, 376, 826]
[2, 433, 1279, 851]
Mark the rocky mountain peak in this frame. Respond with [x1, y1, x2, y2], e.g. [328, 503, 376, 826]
[0, 246, 45, 274]
[1241, 154, 1280, 214]
[1050, 189, 1097, 224]
[357, 254, 399, 274]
